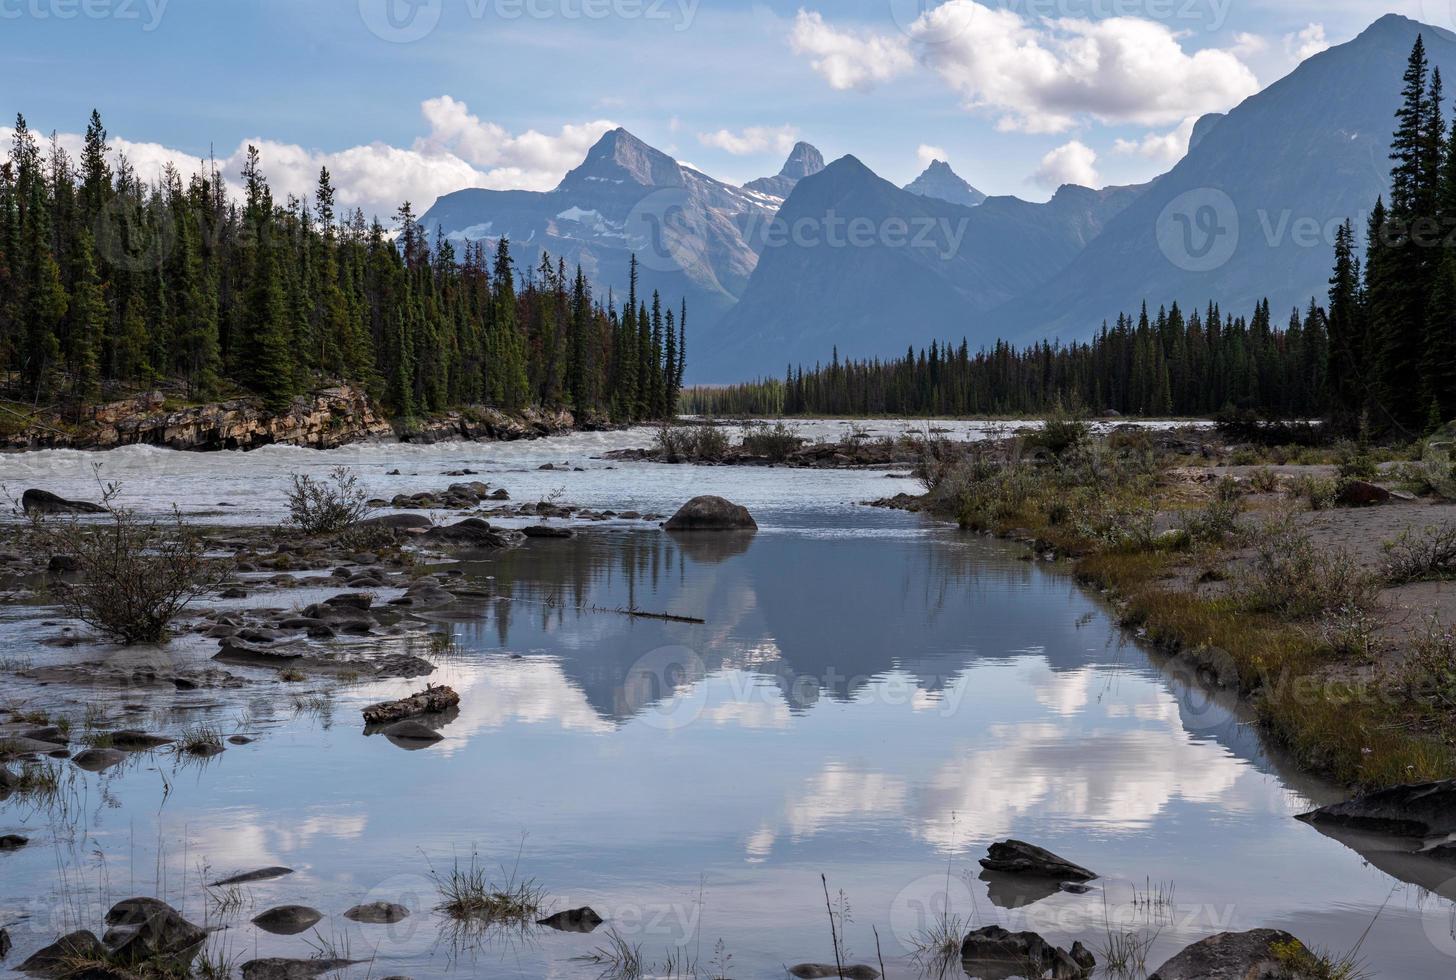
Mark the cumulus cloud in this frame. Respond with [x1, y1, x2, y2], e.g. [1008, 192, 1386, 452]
[3, 98, 617, 222]
[697, 125, 801, 156]
[788, 3, 1259, 135]
[1284, 23, 1329, 63]
[1113, 116, 1198, 165]
[917, 144, 948, 168]
[790, 9, 914, 92]
[1032, 140, 1099, 188]
[910, 2, 1260, 133]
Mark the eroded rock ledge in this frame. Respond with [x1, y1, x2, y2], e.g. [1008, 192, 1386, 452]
[3, 386, 579, 452]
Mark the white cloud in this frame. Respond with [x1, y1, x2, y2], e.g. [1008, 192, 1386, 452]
[789, 9, 914, 92]
[1032, 140, 1099, 188]
[1284, 23, 1329, 63]
[1113, 115, 1198, 165]
[3, 98, 617, 223]
[916, 144, 948, 168]
[1229, 32, 1268, 60]
[697, 125, 800, 156]
[784, 1, 1261, 134]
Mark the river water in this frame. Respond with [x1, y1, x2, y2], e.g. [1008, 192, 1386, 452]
[1, 422, 1454, 979]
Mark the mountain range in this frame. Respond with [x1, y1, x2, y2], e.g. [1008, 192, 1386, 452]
[419, 13, 1448, 382]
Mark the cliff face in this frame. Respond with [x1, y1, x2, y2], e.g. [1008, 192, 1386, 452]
[2, 387, 576, 452]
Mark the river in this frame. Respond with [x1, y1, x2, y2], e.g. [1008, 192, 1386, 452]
[0, 421, 1453, 979]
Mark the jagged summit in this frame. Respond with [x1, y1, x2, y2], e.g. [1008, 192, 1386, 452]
[903, 159, 986, 208]
[744, 141, 826, 199]
[559, 127, 684, 189]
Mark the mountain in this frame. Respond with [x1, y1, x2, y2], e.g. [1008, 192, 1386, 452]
[419, 128, 774, 329]
[701, 156, 1143, 380]
[993, 13, 1456, 343]
[743, 141, 826, 200]
[904, 160, 986, 207]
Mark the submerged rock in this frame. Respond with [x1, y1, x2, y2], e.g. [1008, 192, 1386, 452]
[960, 925, 1091, 978]
[108, 730, 175, 751]
[21, 489, 106, 515]
[0, 926, 10, 959]
[252, 906, 323, 936]
[209, 866, 294, 887]
[17, 930, 106, 976]
[522, 524, 574, 538]
[0, 834, 28, 850]
[73, 748, 128, 772]
[345, 902, 411, 924]
[664, 495, 757, 531]
[381, 720, 444, 744]
[1297, 779, 1456, 837]
[1148, 929, 1304, 980]
[536, 907, 603, 932]
[788, 965, 879, 979]
[979, 840, 1097, 882]
[241, 957, 365, 980]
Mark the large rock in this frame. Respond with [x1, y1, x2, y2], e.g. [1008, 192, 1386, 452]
[1336, 480, 1392, 507]
[358, 514, 434, 531]
[1297, 779, 1456, 837]
[73, 748, 128, 772]
[960, 925, 1090, 978]
[979, 840, 1097, 882]
[252, 906, 323, 936]
[664, 496, 757, 531]
[1149, 929, 1306, 980]
[107, 902, 207, 969]
[20, 489, 106, 515]
[17, 930, 107, 977]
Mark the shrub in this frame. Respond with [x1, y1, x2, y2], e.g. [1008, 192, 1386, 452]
[1405, 617, 1456, 716]
[1179, 487, 1245, 544]
[1025, 396, 1089, 457]
[1242, 515, 1377, 619]
[286, 466, 369, 534]
[26, 474, 230, 645]
[1286, 474, 1338, 511]
[655, 423, 730, 462]
[739, 421, 803, 462]
[1248, 467, 1280, 493]
[1381, 523, 1456, 583]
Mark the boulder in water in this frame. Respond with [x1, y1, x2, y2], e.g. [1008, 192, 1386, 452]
[1297, 779, 1456, 837]
[536, 907, 604, 932]
[664, 496, 757, 531]
[21, 489, 106, 515]
[1149, 929, 1305, 980]
[18, 930, 107, 976]
[979, 839, 1097, 882]
[344, 902, 410, 924]
[252, 906, 323, 936]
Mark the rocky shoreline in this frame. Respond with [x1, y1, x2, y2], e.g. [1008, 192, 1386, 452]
[1, 386, 582, 453]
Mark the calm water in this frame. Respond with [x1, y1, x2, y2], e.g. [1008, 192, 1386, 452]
[2, 425, 1455, 979]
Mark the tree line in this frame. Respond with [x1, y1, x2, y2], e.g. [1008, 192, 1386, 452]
[1328, 34, 1456, 436]
[685, 297, 1328, 419]
[693, 37, 1456, 430]
[0, 111, 686, 421]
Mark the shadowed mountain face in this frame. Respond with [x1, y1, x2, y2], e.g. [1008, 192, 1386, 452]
[419, 127, 775, 329]
[700, 156, 1143, 380]
[992, 14, 1456, 343]
[743, 141, 826, 200]
[904, 159, 986, 208]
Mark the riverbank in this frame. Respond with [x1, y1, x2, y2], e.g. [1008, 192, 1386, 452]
[0, 386, 586, 452]
[870, 428, 1456, 790]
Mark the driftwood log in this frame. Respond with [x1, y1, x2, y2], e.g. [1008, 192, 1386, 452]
[361, 685, 460, 725]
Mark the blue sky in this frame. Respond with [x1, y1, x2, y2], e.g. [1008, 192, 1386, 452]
[0, 0, 1419, 218]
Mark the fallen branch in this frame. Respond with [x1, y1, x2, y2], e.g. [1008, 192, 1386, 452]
[361, 684, 460, 725]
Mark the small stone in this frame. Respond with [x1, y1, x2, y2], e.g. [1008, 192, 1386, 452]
[252, 905, 323, 936]
[344, 902, 411, 924]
